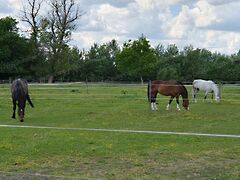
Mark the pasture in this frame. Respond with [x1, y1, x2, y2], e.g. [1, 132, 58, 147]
[0, 82, 239, 179]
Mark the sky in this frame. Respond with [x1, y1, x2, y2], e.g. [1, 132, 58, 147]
[1, 0, 240, 54]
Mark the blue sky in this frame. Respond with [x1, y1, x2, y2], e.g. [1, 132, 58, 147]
[1, 0, 240, 54]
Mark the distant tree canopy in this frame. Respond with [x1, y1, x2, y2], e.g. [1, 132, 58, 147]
[0, 17, 33, 79]
[116, 35, 158, 83]
[0, 15, 240, 83]
[21, 0, 82, 83]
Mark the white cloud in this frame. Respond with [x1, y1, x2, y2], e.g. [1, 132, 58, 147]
[166, 1, 219, 39]
[135, 0, 195, 9]
[166, 5, 195, 39]
[205, 0, 239, 5]
[1, 0, 240, 54]
[71, 31, 124, 50]
[8, 0, 22, 9]
[95, 4, 131, 34]
[192, 1, 219, 27]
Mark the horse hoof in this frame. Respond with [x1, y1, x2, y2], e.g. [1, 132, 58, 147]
[20, 119, 24, 122]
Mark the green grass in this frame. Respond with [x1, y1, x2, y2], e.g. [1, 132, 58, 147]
[0, 83, 239, 179]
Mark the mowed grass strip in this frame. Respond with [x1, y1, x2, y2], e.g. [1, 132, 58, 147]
[0, 83, 239, 179]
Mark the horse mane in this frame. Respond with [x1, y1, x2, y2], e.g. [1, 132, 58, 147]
[176, 81, 188, 99]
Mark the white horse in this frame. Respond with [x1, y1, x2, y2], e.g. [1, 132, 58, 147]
[192, 79, 220, 103]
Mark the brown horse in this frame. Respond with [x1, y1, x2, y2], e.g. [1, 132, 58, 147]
[11, 79, 34, 122]
[148, 80, 189, 111]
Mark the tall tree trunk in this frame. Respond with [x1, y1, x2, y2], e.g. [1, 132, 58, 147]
[48, 75, 54, 83]
[140, 76, 143, 85]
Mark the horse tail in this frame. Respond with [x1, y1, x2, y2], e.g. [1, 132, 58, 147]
[147, 81, 150, 102]
[27, 94, 34, 108]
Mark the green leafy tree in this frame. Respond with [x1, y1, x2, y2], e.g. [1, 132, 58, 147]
[39, 0, 82, 83]
[21, 0, 45, 79]
[181, 46, 202, 81]
[116, 35, 157, 83]
[208, 54, 232, 81]
[21, 0, 82, 83]
[230, 52, 240, 81]
[0, 17, 32, 79]
[197, 48, 212, 79]
[156, 44, 181, 80]
[78, 40, 120, 81]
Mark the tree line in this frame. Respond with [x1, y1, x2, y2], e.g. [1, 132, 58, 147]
[0, 0, 240, 83]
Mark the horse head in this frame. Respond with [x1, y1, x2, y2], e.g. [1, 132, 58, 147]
[183, 98, 189, 111]
[215, 96, 220, 103]
[18, 107, 25, 122]
[180, 83, 189, 111]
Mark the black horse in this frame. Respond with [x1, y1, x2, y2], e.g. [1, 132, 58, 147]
[11, 79, 34, 122]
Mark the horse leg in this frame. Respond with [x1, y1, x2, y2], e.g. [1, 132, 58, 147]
[153, 95, 158, 110]
[12, 99, 16, 119]
[166, 96, 174, 111]
[151, 102, 158, 111]
[21, 100, 27, 122]
[151, 94, 158, 111]
[176, 96, 181, 111]
[153, 102, 158, 110]
[204, 91, 209, 102]
[192, 87, 198, 103]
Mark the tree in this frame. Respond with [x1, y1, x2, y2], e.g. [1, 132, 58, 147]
[181, 46, 202, 81]
[208, 54, 232, 81]
[230, 52, 240, 81]
[0, 17, 32, 79]
[155, 44, 181, 80]
[76, 40, 120, 82]
[21, 0, 47, 79]
[21, 0, 43, 45]
[42, 0, 82, 82]
[94, 40, 119, 81]
[21, 0, 82, 82]
[116, 36, 157, 83]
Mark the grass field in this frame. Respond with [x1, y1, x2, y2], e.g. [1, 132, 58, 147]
[0, 82, 239, 179]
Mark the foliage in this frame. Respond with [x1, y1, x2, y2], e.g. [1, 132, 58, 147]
[20, 0, 82, 82]
[116, 35, 157, 82]
[0, 17, 33, 78]
[70, 40, 120, 81]
[1, 14, 240, 82]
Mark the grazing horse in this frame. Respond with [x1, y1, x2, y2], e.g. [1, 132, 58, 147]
[192, 79, 220, 103]
[148, 80, 189, 111]
[11, 79, 34, 122]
